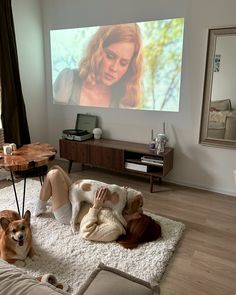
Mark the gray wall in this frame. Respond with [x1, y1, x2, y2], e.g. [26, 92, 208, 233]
[12, 0, 236, 196]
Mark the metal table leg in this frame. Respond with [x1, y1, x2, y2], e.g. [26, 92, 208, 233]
[10, 171, 25, 217]
[10, 168, 44, 218]
[38, 166, 44, 185]
[21, 175, 27, 217]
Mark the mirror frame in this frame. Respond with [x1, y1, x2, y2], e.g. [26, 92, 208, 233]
[199, 27, 236, 149]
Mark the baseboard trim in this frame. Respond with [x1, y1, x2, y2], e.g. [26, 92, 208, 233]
[166, 178, 235, 197]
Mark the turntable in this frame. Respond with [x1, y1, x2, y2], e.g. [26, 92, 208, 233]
[62, 113, 97, 141]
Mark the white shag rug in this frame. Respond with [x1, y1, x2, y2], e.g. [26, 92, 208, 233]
[0, 179, 185, 293]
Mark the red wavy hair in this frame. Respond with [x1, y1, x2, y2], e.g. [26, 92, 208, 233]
[79, 23, 143, 108]
[117, 214, 162, 249]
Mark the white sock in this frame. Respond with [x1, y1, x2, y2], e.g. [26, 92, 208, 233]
[34, 200, 47, 216]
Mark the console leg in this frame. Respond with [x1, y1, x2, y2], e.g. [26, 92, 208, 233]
[68, 160, 73, 173]
[150, 176, 153, 193]
[150, 176, 162, 193]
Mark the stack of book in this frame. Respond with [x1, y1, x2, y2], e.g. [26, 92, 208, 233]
[140, 155, 163, 166]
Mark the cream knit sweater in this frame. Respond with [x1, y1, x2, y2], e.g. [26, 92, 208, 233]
[79, 206, 126, 242]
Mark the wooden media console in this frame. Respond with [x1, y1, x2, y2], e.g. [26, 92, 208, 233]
[59, 138, 174, 193]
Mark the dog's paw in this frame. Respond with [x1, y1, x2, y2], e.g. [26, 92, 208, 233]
[70, 221, 77, 234]
[70, 223, 79, 234]
[14, 260, 26, 268]
[30, 254, 37, 261]
[27, 252, 40, 263]
[71, 227, 76, 234]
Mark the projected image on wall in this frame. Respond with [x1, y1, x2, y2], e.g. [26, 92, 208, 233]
[50, 18, 184, 111]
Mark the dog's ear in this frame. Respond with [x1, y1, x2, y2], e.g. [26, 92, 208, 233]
[23, 210, 31, 223]
[138, 194, 144, 207]
[0, 217, 10, 231]
[124, 193, 143, 214]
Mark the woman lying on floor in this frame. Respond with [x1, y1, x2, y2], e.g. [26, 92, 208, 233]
[34, 165, 162, 249]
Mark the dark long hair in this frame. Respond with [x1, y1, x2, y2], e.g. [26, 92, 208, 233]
[117, 214, 162, 249]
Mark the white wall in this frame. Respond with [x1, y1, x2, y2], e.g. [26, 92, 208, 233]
[12, 0, 47, 143]
[12, 0, 236, 196]
[212, 36, 236, 109]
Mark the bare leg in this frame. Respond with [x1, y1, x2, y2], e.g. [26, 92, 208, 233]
[34, 166, 72, 216]
[45, 167, 71, 210]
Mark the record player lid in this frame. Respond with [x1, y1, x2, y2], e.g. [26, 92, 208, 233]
[75, 114, 97, 133]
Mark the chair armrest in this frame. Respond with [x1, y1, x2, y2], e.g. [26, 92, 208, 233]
[224, 112, 236, 140]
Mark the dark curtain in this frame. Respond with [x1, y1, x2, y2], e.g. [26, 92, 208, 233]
[0, 0, 30, 147]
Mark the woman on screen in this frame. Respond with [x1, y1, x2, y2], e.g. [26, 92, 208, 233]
[53, 23, 143, 108]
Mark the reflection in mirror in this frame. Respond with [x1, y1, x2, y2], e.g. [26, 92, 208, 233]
[199, 27, 236, 148]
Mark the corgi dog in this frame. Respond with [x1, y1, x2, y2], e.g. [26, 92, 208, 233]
[0, 210, 35, 263]
[69, 179, 143, 233]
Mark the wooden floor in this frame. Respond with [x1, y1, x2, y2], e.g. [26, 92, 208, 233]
[1, 161, 236, 295]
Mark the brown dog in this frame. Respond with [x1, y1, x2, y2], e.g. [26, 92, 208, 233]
[0, 210, 34, 263]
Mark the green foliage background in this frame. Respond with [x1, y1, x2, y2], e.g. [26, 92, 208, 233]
[140, 18, 184, 111]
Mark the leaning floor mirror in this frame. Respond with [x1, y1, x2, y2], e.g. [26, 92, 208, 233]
[199, 27, 236, 148]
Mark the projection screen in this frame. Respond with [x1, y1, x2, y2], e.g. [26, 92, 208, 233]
[50, 18, 184, 111]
